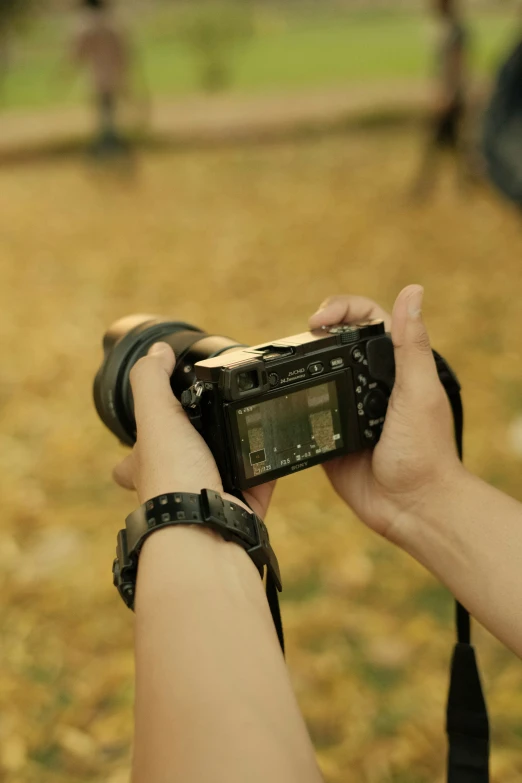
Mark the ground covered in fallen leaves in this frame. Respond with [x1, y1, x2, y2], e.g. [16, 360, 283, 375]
[1, 129, 522, 782]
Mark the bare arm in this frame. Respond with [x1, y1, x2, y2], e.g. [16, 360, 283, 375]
[133, 527, 322, 783]
[400, 469, 522, 657]
[114, 343, 323, 783]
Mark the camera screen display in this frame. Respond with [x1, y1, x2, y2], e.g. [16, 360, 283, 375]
[235, 381, 344, 480]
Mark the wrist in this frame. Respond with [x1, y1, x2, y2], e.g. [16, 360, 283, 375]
[388, 462, 474, 559]
[135, 524, 268, 613]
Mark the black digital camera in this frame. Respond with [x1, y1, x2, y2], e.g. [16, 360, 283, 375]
[94, 315, 401, 493]
[94, 315, 460, 494]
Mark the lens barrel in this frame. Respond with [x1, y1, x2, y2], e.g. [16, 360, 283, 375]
[93, 315, 243, 445]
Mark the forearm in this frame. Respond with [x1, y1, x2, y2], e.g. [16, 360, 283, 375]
[132, 526, 322, 783]
[398, 468, 522, 656]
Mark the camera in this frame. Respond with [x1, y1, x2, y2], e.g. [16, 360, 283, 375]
[94, 315, 403, 493]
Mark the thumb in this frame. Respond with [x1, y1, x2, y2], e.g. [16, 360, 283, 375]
[129, 342, 180, 435]
[391, 285, 440, 398]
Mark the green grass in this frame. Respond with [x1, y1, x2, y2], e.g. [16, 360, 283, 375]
[0, 7, 517, 110]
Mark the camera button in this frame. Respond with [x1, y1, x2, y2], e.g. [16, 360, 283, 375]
[268, 372, 279, 387]
[351, 347, 365, 364]
[355, 374, 368, 395]
[308, 362, 324, 376]
[330, 357, 344, 369]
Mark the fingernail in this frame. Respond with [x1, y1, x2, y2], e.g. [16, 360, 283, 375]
[312, 307, 325, 319]
[148, 342, 166, 356]
[407, 286, 424, 319]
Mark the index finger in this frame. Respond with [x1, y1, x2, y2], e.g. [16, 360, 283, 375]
[309, 295, 392, 331]
[129, 342, 183, 436]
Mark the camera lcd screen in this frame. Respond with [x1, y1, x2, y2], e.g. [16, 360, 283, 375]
[235, 381, 344, 480]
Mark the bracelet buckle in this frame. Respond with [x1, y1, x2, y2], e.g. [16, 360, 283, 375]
[200, 488, 227, 529]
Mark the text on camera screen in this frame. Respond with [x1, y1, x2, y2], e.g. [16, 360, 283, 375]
[235, 381, 344, 480]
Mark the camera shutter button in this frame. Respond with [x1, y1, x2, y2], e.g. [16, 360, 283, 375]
[364, 390, 388, 419]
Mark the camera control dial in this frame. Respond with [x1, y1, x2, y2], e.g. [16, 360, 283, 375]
[363, 389, 389, 420]
[328, 321, 385, 338]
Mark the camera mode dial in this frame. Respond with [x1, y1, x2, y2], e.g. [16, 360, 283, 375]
[328, 320, 385, 345]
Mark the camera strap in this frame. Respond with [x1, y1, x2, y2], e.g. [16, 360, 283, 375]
[233, 489, 285, 654]
[266, 569, 285, 653]
[447, 607, 489, 782]
[435, 355, 490, 783]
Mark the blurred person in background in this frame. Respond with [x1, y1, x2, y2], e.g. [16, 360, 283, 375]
[71, 0, 130, 156]
[114, 286, 522, 783]
[483, 32, 522, 209]
[412, 0, 470, 198]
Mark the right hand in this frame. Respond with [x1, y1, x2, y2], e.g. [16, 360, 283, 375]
[308, 286, 466, 546]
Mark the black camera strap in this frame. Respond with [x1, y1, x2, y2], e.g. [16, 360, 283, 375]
[266, 568, 285, 653]
[448, 607, 489, 782]
[234, 488, 286, 655]
[435, 355, 490, 783]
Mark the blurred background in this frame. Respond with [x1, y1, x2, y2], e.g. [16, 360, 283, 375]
[1, 0, 522, 781]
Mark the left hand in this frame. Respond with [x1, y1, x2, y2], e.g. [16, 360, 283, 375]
[113, 342, 276, 520]
[308, 288, 461, 545]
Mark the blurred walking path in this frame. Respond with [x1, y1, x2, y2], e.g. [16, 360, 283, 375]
[0, 81, 432, 160]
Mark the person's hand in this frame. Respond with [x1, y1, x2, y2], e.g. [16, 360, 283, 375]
[308, 286, 466, 546]
[112, 342, 275, 520]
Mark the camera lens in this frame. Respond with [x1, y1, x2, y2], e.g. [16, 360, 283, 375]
[94, 316, 244, 446]
[237, 370, 259, 393]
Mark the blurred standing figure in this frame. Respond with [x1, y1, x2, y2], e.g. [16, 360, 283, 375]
[72, 0, 129, 155]
[412, 0, 469, 197]
[482, 34, 522, 209]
